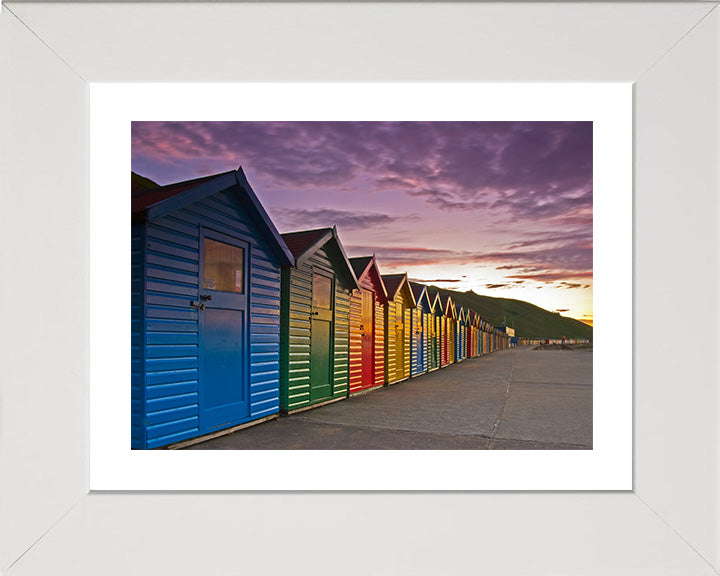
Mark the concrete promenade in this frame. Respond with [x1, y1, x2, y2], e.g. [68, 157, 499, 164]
[185, 346, 592, 450]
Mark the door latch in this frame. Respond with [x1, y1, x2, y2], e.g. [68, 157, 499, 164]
[191, 294, 212, 310]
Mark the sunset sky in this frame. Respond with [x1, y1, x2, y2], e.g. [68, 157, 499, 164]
[131, 121, 593, 326]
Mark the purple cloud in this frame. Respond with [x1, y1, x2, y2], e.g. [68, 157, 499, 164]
[410, 278, 462, 283]
[131, 121, 593, 318]
[344, 245, 462, 267]
[270, 207, 399, 232]
[506, 271, 594, 282]
[132, 122, 592, 226]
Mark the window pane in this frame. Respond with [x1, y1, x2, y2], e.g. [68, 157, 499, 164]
[203, 238, 244, 293]
[312, 274, 332, 309]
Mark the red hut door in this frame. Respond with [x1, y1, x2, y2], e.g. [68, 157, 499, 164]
[360, 289, 374, 388]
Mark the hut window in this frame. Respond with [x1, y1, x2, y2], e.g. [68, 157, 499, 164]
[203, 238, 244, 293]
[312, 273, 333, 309]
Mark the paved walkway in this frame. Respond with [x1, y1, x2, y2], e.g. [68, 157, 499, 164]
[185, 346, 592, 450]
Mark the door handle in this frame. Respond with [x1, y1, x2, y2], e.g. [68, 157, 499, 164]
[200, 294, 212, 301]
[190, 300, 205, 310]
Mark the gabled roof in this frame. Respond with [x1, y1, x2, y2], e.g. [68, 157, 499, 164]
[438, 294, 457, 319]
[410, 282, 425, 301]
[382, 274, 404, 297]
[282, 228, 333, 260]
[350, 256, 373, 279]
[131, 167, 294, 267]
[382, 273, 417, 308]
[410, 282, 433, 312]
[131, 171, 232, 214]
[281, 226, 359, 290]
[348, 256, 389, 304]
[430, 291, 445, 316]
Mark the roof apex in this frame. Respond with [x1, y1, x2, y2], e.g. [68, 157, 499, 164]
[131, 167, 294, 266]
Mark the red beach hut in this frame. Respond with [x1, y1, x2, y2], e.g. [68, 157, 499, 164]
[347, 256, 389, 395]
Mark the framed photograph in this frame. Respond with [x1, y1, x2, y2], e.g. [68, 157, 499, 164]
[2, 2, 718, 574]
[125, 116, 600, 456]
[92, 83, 629, 490]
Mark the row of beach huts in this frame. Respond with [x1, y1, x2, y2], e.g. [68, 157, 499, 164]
[133, 168, 527, 449]
[518, 338, 590, 346]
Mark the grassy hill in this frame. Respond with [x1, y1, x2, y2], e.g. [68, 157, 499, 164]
[417, 283, 593, 341]
[131, 171, 159, 194]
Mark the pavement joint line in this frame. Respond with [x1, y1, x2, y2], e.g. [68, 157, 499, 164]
[288, 417, 591, 449]
[182, 347, 591, 450]
[485, 348, 519, 449]
[287, 415, 496, 439]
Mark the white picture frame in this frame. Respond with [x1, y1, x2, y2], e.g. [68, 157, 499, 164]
[1, 2, 718, 574]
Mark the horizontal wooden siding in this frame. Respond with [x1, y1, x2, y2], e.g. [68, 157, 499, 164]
[384, 301, 396, 383]
[348, 288, 362, 393]
[139, 190, 282, 449]
[131, 226, 146, 449]
[374, 299, 385, 387]
[333, 282, 350, 399]
[410, 306, 421, 377]
[280, 245, 349, 411]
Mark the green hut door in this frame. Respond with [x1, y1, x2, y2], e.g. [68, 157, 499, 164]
[310, 271, 334, 402]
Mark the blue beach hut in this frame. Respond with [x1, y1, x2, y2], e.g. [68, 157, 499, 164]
[410, 283, 432, 377]
[131, 168, 294, 449]
[455, 306, 466, 363]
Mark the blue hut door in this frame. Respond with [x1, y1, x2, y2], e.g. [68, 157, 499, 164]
[310, 271, 333, 402]
[198, 231, 249, 433]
